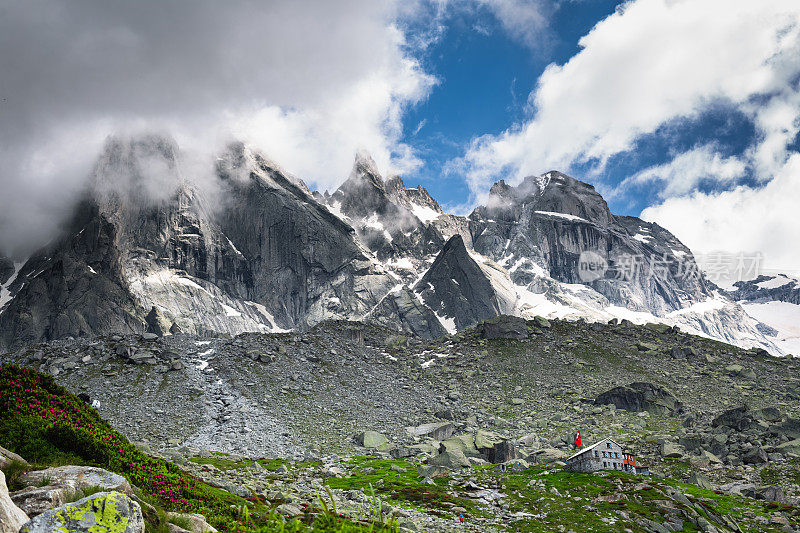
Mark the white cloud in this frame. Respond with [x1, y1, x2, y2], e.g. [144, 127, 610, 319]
[474, 0, 551, 48]
[642, 153, 800, 274]
[616, 145, 746, 198]
[0, 0, 436, 255]
[461, 0, 800, 195]
[457, 0, 800, 273]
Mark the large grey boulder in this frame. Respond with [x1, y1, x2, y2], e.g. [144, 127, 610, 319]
[531, 448, 568, 463]
[426, 449, 470, 469]
[768, 417, 800, 440]
[770, 438, 800, 456]
[165, 513, 218, 533]
[595, 382, 683, 416]
[439, 435, 481, 458]
[475, 430, 505, 450]
[354, 431, 389, 450]
[405, 422, 455, 441]
[19, 491, 144, 533]
[660, 442, 685, 458]
[476, 315, 529, 340]
[0, 445, 27, 469]
[742, 446, 768, 465]
[687, 472, 714, 490]
[20, 466, 132, 495]
[712, 405, 754, 431]
[11, 485, 70, 517]
[474, 430, 517, 463]
[0, 470, 29, 533]
[485, 441, 518, 464]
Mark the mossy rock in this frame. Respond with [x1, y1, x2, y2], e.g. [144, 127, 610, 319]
[644, 322, 671, 334]
[20, 491, 144, 533]
[533, 316, 551, 329]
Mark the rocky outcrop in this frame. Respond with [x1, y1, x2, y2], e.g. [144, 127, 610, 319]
[366, 288, 448, 339]
[216, 144, 394, 329]
[19, 491, 144, 533]
[354, 431, 389, 451]
[1, 470, 29, 533]
[0, 201, 146, 350]
[406, 422, 455, 441]
[476, 315, 530, 340]
[712, 405, 755, 431]
[20, 466, 132, 495]
[469, 171, 712, 315]
[0, 445, 27, 469]
[414, 235, 516, 330]
[595, 382, 683, 416]
[727, 274, 800, 305]
[11, 485, 70, 518]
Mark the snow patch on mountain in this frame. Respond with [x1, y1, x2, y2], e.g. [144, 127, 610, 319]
[740, 301, 800, 356]
[128, 268, 283, 335]
[534, 211, 589, 223]
[435, 312, 457, 335]
[0, 261, 25, 312]
[668, 293, 727, 316]
[756, 274, 798, 290]
[325, 201, 349, 222]
[411, 203, 441, 223]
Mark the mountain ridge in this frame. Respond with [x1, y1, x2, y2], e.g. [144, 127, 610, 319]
[0, 135, 787, 355]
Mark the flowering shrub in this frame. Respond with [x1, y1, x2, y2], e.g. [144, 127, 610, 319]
[0, 364, 397, 533]
[0, 364, 252, 529]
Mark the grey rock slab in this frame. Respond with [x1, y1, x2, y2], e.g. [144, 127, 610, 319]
[11, 485, 70, 518]
[165, 513, 218, 533]
[405, 422, 455, 441]
[0, 470, 29, 533]
[20, 466, 132, 495]
[0, 445, 27, 469]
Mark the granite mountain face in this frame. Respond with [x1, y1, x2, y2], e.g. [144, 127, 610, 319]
[0, 136, 784, 354]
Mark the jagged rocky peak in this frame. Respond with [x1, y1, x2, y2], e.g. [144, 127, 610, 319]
[90, 134, 183, 208]
[535, 171, 613, 226]
[477, 170, 612, 226]
[384, 175, 444, 224]
[415, 234, 516, 330]
[727, 274, 800, 305]
[216, 141, 313, 196]
[329, 150, 393, 219]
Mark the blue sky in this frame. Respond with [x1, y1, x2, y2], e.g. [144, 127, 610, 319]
[395, 1, 767, 217]
[399, 0, 624, 210]
[373, 0, 800, 274]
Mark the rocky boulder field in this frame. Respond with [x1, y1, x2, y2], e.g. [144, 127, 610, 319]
[1, 316, 800, 532]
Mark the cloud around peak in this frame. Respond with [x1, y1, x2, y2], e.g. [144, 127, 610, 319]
[457, 0, 800, 271]
[0, 0, 438, 255]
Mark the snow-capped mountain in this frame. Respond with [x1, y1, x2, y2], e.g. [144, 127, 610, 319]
[0, 136, 785, 355]
[725, 274, 800, 356]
